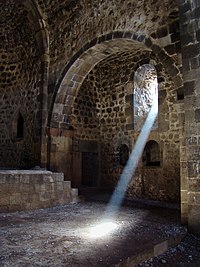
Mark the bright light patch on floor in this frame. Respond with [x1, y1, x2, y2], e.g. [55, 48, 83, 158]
[88, 221, 118, 238]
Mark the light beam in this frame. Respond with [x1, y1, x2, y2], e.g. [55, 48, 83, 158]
[106, 94, 158, 217]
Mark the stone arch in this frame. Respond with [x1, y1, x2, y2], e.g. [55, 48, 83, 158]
[16, 0, 49, 55]
[49, 32, 182, 130]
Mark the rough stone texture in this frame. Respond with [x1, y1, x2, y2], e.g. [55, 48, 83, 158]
[0, 0, 41, 168]
[0, 0, 200, 234]
[0, 170, 79, 212]
[179, 0, 200, 234]
[68, 49, 181, 202]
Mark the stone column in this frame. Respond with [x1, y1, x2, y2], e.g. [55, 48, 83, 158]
[179, 0, 200, 234]
[40, 51, 50, 168]
[17, 0, 50, 168]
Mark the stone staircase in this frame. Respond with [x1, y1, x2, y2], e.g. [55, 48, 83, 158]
[0, 170, 79, 212]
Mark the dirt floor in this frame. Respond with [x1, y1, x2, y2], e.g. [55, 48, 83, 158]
[0, 195, 199, 267]
[138, 234, 200, 267]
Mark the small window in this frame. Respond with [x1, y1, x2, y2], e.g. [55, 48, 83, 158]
[12, 111, 24, 140]
[134, 64, 158, 131]
[177, 87, 184, 100]
[119, 144, 129, 166]
[143, 140, 160, 166]
[17, 113, 24, 139]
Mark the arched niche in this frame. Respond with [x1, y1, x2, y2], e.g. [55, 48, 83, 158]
[118, 144, 129, 166]
[12, 111, 25, 141]
[142, 140, 160, 167]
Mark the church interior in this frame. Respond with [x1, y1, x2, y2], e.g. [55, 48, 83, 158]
[0, 0, 200, 265]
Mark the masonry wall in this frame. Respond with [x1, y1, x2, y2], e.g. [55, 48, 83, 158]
[0, 1, 185, 205]
[179, 0, 200, 234]
[39, 0, 179, 112]
[0, 170, 78, 212]
[69, 47, 182, 202]
[0, 1, 42, 168]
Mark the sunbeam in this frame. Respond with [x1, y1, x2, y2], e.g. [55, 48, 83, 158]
[106, 93, 158, 217]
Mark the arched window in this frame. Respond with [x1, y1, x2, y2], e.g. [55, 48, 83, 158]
[143, 140, 160, 166]
[12, 111, 24, 140]
[134, 64, 158, 131]
[119, 144, 129, 166]
[17, 112, 24, 139]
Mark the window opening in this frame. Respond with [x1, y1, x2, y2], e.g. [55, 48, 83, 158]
[119, 144, 129, 166]
[134, 64, 158, 131]
[143, 140, 160, 166]
[17, 112, 24, 139]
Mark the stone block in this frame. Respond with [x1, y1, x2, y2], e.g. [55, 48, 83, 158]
[53, 173, 64, 182]
[188, 204, 200, 234]
[9, 204, 23, 212]
[188, 179, 200, 192]
[34, 184, 46, 192]
[55, 182, 64, 191]
[126, 123, 134, 130]
[43, 175, 54, 183]
[188, 161, 199, 177]
[24, 203, 31, 210]
[181, 190, 188, 202]
[165, 44, 176, 55]
[0, 206, 9, 212]
[0, 195, 10, 205]
[39, 191, 51, 202]
[63, 190, 71, 198]
[54, 191, 64, 200]
[20, 175, 30, 184]
[0, 176, 6, 184]
[21, 193, 31, 204]
[8, 184, 20, 193]
[70, 188, 78, 197]
[182, 43, 200, 59]
[157, 26, 168, 38]
[184, 80, 195, 96]
[0, 184, 8, 193]
[188, 192, 196, 205]
[64, 181, 71, 189]
[6, 174, 19, 184]
[45, 183, 54, 191]
[20, 184, 35, 193]
[154, 241, 168, 257]
[195, 108, 200, 122]
[10, 193, 21, 205]
[195, 193, 200, 204]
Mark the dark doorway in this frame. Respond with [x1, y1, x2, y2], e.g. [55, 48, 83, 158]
[82, 152, 98, 186]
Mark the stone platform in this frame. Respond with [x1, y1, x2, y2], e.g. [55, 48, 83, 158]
[0, 170, 79, 212]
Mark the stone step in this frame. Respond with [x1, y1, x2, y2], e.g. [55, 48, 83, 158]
[64, 180, 71, 189]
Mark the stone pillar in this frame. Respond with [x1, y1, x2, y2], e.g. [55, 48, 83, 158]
[21, 0, 50, 168]
[179, 0, 200, 234]
[40, 52, 50, 168]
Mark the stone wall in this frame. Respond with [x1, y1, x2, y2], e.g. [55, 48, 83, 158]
[69, 45, 181, 201]
[39, 0, 179, 112]
[72, 68, 101, 140]
[0, 0, 42, 168]
[179, 0, 200, 234]
[0, 170, 78, 212]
